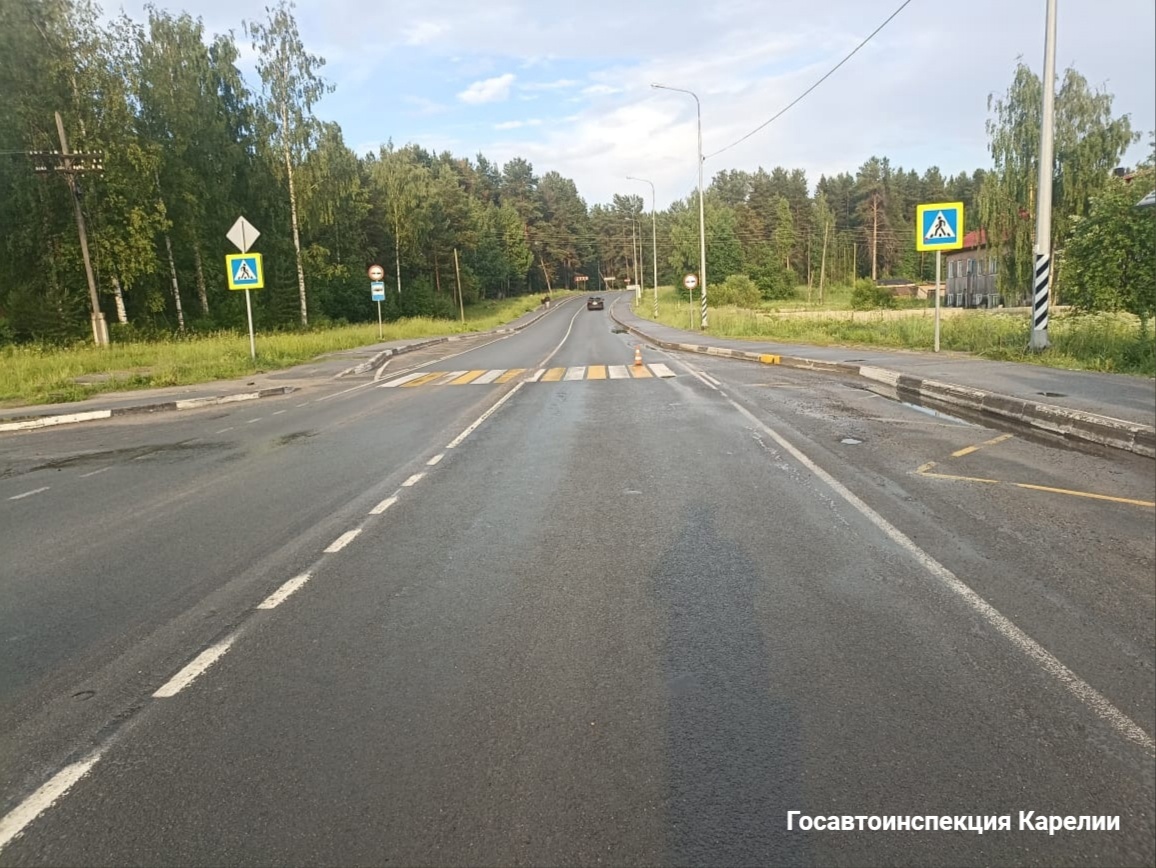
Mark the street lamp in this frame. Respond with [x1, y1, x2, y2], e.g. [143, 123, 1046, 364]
[626, 175, 659, 319]
[651, 83, 707, 329]
[624, 216, 642, 303]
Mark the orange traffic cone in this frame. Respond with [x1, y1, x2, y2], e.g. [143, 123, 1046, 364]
[633, 346, 643, 367]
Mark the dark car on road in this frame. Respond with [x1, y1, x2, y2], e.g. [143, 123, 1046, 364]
[587, 296, 604, 311]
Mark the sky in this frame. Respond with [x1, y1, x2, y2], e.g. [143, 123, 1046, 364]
[111, 0, 1155, 208]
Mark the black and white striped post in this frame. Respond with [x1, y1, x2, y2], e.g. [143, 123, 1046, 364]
[1029, 0, 1058, 351]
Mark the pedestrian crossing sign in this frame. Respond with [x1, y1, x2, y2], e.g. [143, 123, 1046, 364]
[225, 253, 264, 290]
[916, 202, 964, 251]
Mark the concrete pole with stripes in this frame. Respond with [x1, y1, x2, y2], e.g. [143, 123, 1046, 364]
[1030, 0, 1057, 350]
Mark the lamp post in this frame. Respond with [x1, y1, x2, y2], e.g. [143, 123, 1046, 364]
[652, 83, 706, 328]
[627, 175, 659, 319]
[1030, 0, 1057, 350]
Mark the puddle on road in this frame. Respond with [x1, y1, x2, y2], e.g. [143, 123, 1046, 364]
[898, 401, 975, 426]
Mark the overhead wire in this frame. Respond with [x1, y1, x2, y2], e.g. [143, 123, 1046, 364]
[704, 0, 917, 160]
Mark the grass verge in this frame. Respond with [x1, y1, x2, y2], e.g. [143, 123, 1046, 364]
[0, 294, 552, 407]
[635, 286, 1155, 377]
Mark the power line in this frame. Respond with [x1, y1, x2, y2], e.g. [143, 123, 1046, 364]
[705, 0, 916, 160]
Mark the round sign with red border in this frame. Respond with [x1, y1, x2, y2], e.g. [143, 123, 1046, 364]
[683, 273, 698, 290]
[368, 264, 385, 281]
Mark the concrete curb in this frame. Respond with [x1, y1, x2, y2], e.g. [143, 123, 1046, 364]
[0, 386, 295, 433]
[334, 301, 564, 378]
[611, 306, 1155, 459]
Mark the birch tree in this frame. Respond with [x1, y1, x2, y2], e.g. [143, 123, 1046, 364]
[246, 0, 332, 327]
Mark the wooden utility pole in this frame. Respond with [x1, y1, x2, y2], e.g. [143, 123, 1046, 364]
[35, 112, 108, 345]
[818, 218, 830, 305]
[871, 192, 879, 282]
[453, 247, 464, 323]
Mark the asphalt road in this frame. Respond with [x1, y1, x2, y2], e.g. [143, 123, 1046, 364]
[1, 294, 1153, 866]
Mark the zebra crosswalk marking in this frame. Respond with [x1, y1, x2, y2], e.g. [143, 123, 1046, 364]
[377, 365, 677, 389]
[449, 370, 487, 385]
[404, 372, 445, 387]
[379, 372, 428, 388]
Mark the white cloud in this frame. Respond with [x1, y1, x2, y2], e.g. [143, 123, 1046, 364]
[458, 73, 517, 104]
[403, 20, 446, 45]
[520, 78, 580, 92]
[494, 119, 543, 130]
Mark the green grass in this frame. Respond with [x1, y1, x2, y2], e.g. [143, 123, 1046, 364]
[635, 285, 1156, 376]
[0, 294, 552, 407]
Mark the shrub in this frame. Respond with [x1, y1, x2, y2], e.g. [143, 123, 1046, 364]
[850, 279, 896, 310]
[710, 274, 762, 308]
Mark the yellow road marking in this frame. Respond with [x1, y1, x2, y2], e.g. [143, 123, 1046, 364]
[495, 368, 524, 383]
[1012, 483, 1155, 508]
[541, 367, 566, 382]
[916, 457, 1153, 507]
[629, 365, 653, 378]
[760, 354, 781, 365]
[403, 372, 444, 387]
[587, 365, 607, 380]
[951, 433, 1013, 458]
[450, 370, 486, 385]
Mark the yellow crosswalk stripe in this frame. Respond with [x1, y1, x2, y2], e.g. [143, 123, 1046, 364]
[403, 372, 445, 387]
[450, 370, 487, 385]
[587, 365, 607, 379]
[541, 367, 566, 382]
[629, 364, 653, 378]
[495, 368, 524, 383]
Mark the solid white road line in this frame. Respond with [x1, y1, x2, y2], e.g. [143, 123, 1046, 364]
[257, 573, 312, 610]
[690, 371, 719, 391]
[78, 467, 111, 478]
[472, 369, 504, 384]
[608, 365, 630, 379]
[699, 371, 721, 387]
[152, 637, 236, 698]
[8, 487, 49, 501]
[563, 366, 586, 381]
[401, 473, 425, 487]
[0, 751, 105, 854]
[649, 363, 676, 378]
[538, 305, 584, 368]
[527, 369, 545, 382]
[370, 495, 399, 515]
[725, 394, 1156, 757]
[427, 453, 445, 466]
[324, 529, 362, 553]
[446, 382, 525, 450]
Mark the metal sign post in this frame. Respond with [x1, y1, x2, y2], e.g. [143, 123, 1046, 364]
[915, 202, 964, 354]
[683, 273, 698, 329]
[225, 217, 263, 361]
[369, 266, 386, 340]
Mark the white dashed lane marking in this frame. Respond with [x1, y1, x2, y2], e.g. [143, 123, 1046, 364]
[324, 529, 362, 553]
[257, 573, 312, 610]
[9, 487, 49, 501]
[152, 637, 236, 698]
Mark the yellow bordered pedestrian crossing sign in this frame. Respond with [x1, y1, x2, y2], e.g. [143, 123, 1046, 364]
[915, 202, 964, 251]
[225, 253, 264, 290]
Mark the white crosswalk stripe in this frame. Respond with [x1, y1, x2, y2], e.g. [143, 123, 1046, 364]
[648, 363, 676, 378]
[608, 365, 630, 379]
[563, 367, 586, 381]
[379, 372, 427, 388]
[472, 369, 505, 384]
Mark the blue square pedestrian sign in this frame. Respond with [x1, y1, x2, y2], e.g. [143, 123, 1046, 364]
[225, 253, 264, 290]
[915, 202, 964, 251]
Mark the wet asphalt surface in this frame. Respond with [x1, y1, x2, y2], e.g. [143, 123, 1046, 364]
[1, 295, 1153, 866]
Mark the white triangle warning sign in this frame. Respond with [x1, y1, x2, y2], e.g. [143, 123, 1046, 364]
[234, 260, 256, 281]
[925, 211, 956, 240]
